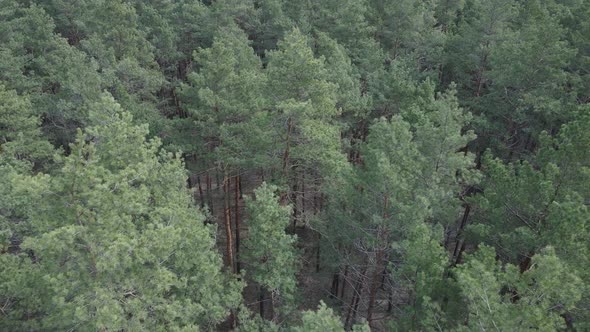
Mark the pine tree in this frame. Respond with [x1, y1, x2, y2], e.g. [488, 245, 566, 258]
[0, 2, 103, 146]
[290, 301, 369, 332]
[180, 24, 268, 171]
[469, 109, 590, 327]
[455, 245, 582, 330]
[0, 95, 241, 330]
[178, 24, 268, 273]
[265, 28, 346, 227]
[323, 85, 475, 328]
[243, 182, 297, 321]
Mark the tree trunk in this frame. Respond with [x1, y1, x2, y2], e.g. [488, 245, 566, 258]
[340, 265, 349, 299]
[387, 283, 393, 313]
[301, 171, 306, 216]
[216, 170, 221, 190]
[282, 117, 292, 178]
[380, 266, 388, 290]
[330, 272, 339, 298]
[367, 197, 389, 326]
[443, 225, 451, 250]
[259, 286, 265, 319]
[345, 283, 359, 328]
[224, 176, 235, 273]
[315, 233, 321, 272]
[291, 172, 298, 229]
[345, 266, 367, 329]
[454, 242, 466, 266]
[367, 249, 385, 327]
[238, 174, 243, 199]
[197, 175, 204, 208]
[451, 205, 471, 266]
[206, 172, 213, 214]
[235, 175, 241, 275]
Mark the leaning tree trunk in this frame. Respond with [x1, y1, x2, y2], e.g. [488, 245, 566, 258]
[451, 204, 471, 267]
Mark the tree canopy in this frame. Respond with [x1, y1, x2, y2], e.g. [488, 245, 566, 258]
[1, 0, 589, 330]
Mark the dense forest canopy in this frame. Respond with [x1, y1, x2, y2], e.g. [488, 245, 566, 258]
[1, 0, 589, 330]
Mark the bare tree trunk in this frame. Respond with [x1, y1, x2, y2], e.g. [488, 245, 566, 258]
[340, 265, 349, 299]
[367, 249, 385, 327]
[216, 170, 221, 190]
[206, 172, 213, 215]
[345, 266, 367, 329]
[443, 225, 452, 251]
[330, 272, 339, 298]
[345, 282, 359, 328]
[451, 205, 471, 266]
[350, 276, 365, 328]
[454, 242, 466, 266]
[235, 175, 241, 275]
[187, 174, 193, 189]
[282, 117, 292, 178]
[259, 286, 265, 319]
[314, 189, 319, 214]
[301, 171, 306, 216]
[224, 175, 235, 273]
[291, 171, 298, 229]
[387, 283, 393, 313]
[238, 174, 243, 199]
[316, 233, 321, 272]
[197, 175, 204, 208]
[367, 197, 389, 326]
[382, 265, 391, 291]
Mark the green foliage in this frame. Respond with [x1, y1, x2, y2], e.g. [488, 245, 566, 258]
[455, 245, 582, 331]
[0, 2, 103, 145]
[471, 111, 590, 260]
[1, 0, 589, 329]
[391, 222, 450, 331]
[266, 28, 346, 178]
[367, 0, 444, 67]
[0, 85, 54, 250]
[323, 85, 475, 330]
[244, 182, 297, 306]
[0, 85, 53, 170]
[313, 32, 368, 118]
[1, 99, 241, 330]
[470, 111, 590, 327]
[178, 24, 268, 170]
[290, 301, 345, 331]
